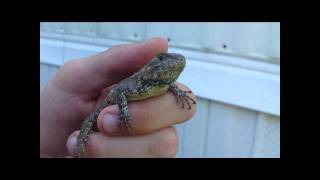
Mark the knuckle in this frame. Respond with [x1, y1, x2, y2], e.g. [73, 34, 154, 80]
[61, 60, 76, 71]
[148, 128, 179, 157]
[51, 60, 80, 87]
[83, 135, 108, 158]
[56, 60, 77, 78]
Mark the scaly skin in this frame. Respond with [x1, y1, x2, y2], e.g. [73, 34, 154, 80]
[76, 53, 196, 158]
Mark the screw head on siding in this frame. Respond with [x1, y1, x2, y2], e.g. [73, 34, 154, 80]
[58, 26, 64, 33]
[89, 29, 95, 36]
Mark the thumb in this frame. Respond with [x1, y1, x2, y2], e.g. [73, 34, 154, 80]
[54, 37, 168, 95]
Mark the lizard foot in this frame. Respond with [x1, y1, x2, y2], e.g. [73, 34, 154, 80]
[169, 84, 196, 110]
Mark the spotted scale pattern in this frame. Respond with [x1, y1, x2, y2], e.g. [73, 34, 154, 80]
[76, 53, 196, 158]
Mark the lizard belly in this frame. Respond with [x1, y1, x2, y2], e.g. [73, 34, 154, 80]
[126, 85, 169, 101]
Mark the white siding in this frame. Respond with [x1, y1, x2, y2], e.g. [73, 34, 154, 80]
[41, 22, 280, 63]
[40, 22, 280, 158]
[40, 22, 65, 33]
[40, 63, 48, 90]
[65, 22, 97, 37]
[98, 22, 146, 41]
[40, 66, 280, 158]
[145, 22, 205, 50]
[40, 63, 280, 158]
[182, 99, 209, 157]
[40, 63, 59, 91]
[204, 101, 257, 157]
[40, 38, 64, 65]
[252, 113, 280, 158]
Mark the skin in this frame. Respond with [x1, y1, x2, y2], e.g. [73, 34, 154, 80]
[40, 37, 196, 158]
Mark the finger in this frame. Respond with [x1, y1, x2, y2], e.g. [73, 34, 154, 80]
[67, 127, 178, 158]
[97, 82, 196, 136]
[54, 37, 168, 95]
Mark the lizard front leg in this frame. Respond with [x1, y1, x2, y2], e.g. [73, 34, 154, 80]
[169, 83, 196, 110]
[116, 92, 134, 134]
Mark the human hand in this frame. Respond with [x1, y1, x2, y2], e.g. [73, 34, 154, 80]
[40, 37, 196, 158]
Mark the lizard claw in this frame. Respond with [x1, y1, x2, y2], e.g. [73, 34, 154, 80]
[170, 86, 196, 110]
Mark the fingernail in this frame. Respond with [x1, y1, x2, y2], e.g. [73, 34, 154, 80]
[102, 113, 119, 133]
[67, 135, 77, 156]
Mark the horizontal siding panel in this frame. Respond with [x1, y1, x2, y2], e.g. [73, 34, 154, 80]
[203, 23, 236, 55]
[179, 59, 280, 115]
[204, 22, 279, 62]
[40, 22, 65, 33]
[145, 23, 173, 43]
[65, 22, 97, 37]
[146, 23, 205, 50]
[235, 23, 272, 60]
[41, 22, 280, 63]
[98, 22, 146, 42]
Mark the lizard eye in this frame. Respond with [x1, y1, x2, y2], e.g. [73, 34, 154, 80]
[157, 53, 165, 61]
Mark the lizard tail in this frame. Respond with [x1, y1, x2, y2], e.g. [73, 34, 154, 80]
[75, 97, 112, 158]
[75, 112, 97, 158]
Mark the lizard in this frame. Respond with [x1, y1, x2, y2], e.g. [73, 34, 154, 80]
[75, 52, 196, 158]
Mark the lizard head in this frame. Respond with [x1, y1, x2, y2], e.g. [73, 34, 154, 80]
[141, 53, 186, 84]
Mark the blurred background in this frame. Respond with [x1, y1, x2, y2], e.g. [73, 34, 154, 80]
[40, 22, 280, 158]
